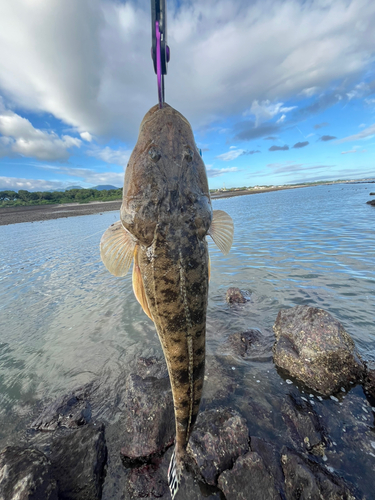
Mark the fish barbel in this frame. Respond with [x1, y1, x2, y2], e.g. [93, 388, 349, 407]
[100, 103, 233, 498]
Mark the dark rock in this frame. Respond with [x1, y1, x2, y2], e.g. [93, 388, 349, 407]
[281, 394, 327, 456]
[203, 355, 237, 403]
[187, 408, 249, 486]
[226, 287, 247, 304]
[281, 447, 356, 500]
[218, 451, 281, 500]
[366, 199, 375, 205]
[128, 459, 168, 499]
[273, 306, 364, 396]
[49, 423, 107, 500]
[250, 437, 285, 492]
[31, 387, 92, 431]
[219, 329, 274, 362]
[363, 365, 375, 400]
[369, 192, 375, 195]
[120, 372, 174, 461]
[0, 446, 58, 500]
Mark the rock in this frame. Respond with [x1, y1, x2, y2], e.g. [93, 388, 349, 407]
[363, 366, 375, 400]
[49, 423, 107, 500]
[120, 372, 174, 461]
[31, 387, 92, 431]
[0, 446, 58, 500]
[203, 355, 237, 403]
[226, 287, 247, 304]
[273, 306, 364, 396]
[370, 192, 375, 195]
[219, 329, 274, 362]
[187, 408, 249, 486]
[218, 451, 281, 500]
[281, 447, 356, 500]
[250, 438, 284, 492]
[281, 394, 327, 456]
[366, 199, 375, 205]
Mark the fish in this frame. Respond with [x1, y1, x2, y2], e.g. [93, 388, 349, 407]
[100, 103, 233, 498]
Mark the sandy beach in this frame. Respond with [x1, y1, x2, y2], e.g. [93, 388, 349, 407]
[0, 185, 308, 226]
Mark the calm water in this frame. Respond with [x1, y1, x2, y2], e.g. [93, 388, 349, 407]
[1, 183, 375, 494]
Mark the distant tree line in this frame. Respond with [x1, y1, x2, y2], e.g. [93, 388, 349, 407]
[0, 188, 123, 207]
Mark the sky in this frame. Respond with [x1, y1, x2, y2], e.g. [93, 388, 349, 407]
[0, 0, 374, 192]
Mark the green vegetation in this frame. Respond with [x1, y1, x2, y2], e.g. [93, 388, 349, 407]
[0, 188, 123, 208]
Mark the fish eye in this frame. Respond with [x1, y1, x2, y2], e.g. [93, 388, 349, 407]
[184, 147, 194, 163]
[148, 147, 161, 162]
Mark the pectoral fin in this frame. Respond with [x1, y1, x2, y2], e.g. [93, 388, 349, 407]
[208, 210, 234, 256]
[133, 246, 153, 321]
[100, 221, 137, 277]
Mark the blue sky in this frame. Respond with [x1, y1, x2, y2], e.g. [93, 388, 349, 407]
[0, 0, 374, 192]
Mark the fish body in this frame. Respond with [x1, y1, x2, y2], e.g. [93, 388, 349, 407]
[100, 104, 233, 498]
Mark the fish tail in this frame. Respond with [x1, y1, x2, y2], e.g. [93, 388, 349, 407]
[168, 446, 182, 499]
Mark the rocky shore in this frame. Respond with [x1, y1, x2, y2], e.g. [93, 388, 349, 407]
[1, 302, 374, 499]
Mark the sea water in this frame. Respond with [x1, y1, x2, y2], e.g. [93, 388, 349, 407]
[0, 182, 374, 495]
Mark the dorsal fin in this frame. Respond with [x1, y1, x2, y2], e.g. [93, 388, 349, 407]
[100, 221, 137, 277]
[208, 210, 234, 256]
[132, 246, 153, 321]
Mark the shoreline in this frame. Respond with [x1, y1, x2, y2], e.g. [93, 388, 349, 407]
[0, 184, 309, 226]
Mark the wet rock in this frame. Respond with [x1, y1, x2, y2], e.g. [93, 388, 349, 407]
[219, 329, 274, 362]
[363, 365, 375, 400]
[187, 408, 249, 486]
[281, 447, 356, 500]
[31, 387, 92, 431]
[250, 437, 284, 492]
[0, 446, 58, 500]
[218, 451, 281, 500]
[281, 394, 327, 456]
[226, 287, 247, 304]
[273, 306, 364, 396]
[127, 459, 168, 499]
[49, 423, 107, 500]
[120, 372, 174, 461]
[203, 355, 237, 403]
[366, 199, 375, 205]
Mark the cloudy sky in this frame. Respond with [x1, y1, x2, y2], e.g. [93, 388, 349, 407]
[0, 0, 374, 192]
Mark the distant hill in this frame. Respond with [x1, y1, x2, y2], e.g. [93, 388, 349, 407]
[91, 185, 121, 191]
[66, 185, 84, 190]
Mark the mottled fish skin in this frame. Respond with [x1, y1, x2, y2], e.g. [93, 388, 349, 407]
[121, 104, 211, 457]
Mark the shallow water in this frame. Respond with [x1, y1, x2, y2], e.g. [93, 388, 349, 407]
[1, 182, 375, 496]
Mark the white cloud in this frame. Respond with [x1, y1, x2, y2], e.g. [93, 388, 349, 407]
[243, 100, 296, 126]
[0, 107, 81, 161]
[0, 176, 68, 192]
[206, 166, 238, 177]
[37, 166, 124, 186]
[87, 146, 131, 165]
[337, 123, 375, 143]
[341, 148, 366, 154]
[80, 131, 93, 142]
[0, 0, 374, 140]
[299, 87, 319, 97]
[216, 148, 244, 161]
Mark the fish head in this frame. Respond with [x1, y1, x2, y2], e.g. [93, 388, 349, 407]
[120, 103, 212, 246]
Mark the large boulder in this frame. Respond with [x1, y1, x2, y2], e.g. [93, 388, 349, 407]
[120, 372, 174, 461]
[281, 447, 356, 500]
[273, 306, 364, 396]
[0, 446, 58, 500]
[218, 451, 281, 499]
[49, 424, 107, 500]
[187, 408, 249, 486]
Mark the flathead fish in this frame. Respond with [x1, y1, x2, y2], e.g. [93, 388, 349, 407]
[100, 103, 233, 498]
